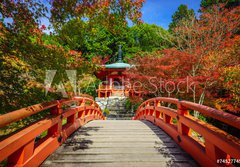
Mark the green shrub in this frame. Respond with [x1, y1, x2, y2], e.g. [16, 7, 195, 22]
[103, 108, 110, 116]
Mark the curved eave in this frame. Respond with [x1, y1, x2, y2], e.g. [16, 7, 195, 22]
[105, 62, 131, 69]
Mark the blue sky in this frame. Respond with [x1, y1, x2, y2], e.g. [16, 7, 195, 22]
[40, 0, 202, 33]
[141, 0, 202, 29]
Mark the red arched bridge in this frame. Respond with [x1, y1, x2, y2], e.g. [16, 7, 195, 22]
[0, 97, 239, 167]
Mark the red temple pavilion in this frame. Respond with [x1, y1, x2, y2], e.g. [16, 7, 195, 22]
[96, 45, 133, 98]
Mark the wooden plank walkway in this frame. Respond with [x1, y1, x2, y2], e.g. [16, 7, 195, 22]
[42, 120, 198, 167]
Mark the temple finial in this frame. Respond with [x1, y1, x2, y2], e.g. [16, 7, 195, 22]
[117, 45, 123, 63]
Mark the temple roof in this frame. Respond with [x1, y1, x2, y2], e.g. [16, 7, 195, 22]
[105, 62, 131, 69]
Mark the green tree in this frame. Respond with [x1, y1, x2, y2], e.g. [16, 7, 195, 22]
[169, 4, 195, 31]
[50, 0, 146, 61]
[58, 19, 87, 52]
[130, 23, 172, 53]
[58, 18, 131, 59]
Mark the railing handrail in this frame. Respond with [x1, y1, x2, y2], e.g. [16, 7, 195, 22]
[0, 100, 59, 128]
[180, 100, 240, 130]
[0, 96, 105, 166]
[0, 97, 102, 129]
[136, 97, 240, 130]
[133, 97, 240, 167]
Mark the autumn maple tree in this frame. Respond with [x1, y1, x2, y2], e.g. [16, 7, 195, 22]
[126, 4, 240, 114]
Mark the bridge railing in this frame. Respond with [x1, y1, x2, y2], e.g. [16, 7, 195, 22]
[0, 97, 105, 166]
[133, 97, 240, 167]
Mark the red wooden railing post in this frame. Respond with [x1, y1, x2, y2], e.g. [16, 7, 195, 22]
[67, 106, 76, 124]
[78, 98, 86, 119]
[156, 100, 162, 119]
[50, 101, 62, 115]
[49, 101, 62, 138]
[156, 100, 161, 107]
[145, 102, 149, 117]
[153, 100, 157, 118]
[177, 102, 190, 135]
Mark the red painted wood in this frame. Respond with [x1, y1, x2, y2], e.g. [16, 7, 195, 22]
[1, 96, 239, 167]
[133, 97, 240, 167]
[0, 97, 105, 166]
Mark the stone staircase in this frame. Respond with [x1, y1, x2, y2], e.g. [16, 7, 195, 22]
[95, 97, 134, 120]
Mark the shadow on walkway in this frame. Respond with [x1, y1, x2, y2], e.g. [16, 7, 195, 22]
[140, 120, 199, 167]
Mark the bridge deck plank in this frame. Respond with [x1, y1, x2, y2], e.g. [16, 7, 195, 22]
[42, 120, 198, 167]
